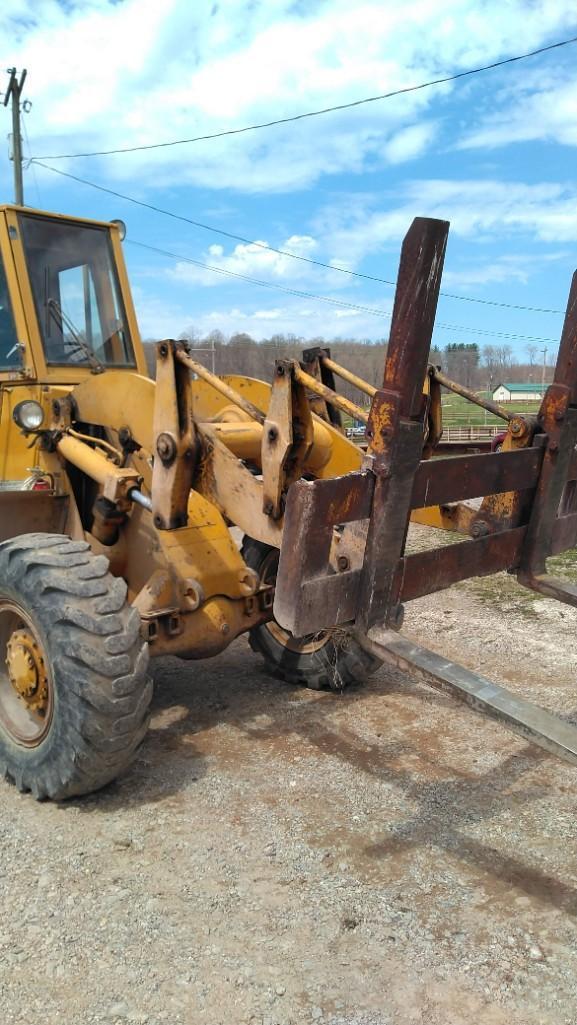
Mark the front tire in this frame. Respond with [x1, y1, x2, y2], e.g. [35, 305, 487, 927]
[241, 536, 381, 690]
[0, 534, 151, 800]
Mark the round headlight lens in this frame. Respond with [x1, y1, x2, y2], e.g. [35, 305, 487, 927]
[111, 218, 126, 241]
[13, 400, 45, 431]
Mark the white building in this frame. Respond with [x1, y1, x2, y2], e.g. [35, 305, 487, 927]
[492, 382, 545, 402]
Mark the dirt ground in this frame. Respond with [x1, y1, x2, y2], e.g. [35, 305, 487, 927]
[1, 528, 577, 1025]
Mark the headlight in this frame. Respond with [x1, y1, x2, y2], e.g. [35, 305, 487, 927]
[111, 218, 126, 241]
[13, 400, 45, 431]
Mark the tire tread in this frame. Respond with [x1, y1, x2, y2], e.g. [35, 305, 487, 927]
[0, 533, 151, 800]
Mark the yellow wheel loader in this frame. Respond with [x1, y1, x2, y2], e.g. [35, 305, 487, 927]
[1, 205, 577, 800]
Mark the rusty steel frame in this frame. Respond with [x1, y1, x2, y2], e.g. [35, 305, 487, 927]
[274, 217, 577, 641]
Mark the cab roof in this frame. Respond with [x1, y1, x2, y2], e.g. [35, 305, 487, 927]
[0, 204, 120, 231]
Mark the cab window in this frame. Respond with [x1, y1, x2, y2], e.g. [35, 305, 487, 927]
[0, 255, 20, 371]
[18, 213, 135, 369]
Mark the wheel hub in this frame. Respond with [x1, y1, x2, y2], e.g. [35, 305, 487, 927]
[6, 629, 49, 715]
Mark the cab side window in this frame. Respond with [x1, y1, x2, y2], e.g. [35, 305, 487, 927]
[0, 256, 19, 370]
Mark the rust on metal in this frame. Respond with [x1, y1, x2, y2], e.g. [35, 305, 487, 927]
[301, 346, 344, 428]
[399, 527, 527, 601]
[410, 446, 543, 510]
[261, 360, 314, 519]
[273, 471, 374, 635]
[293, 362, 369, 424]
[517, 270, 577, 592]
[357, 216, 449, 631]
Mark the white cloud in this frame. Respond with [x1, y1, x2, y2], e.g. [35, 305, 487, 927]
[252, 309, 282, 320]
[3, 0, 576, 193]
[168, 234, 319, 287]
[314, 179, 577, 270]
[442, 251, 568, 289]
[458, 66, 577, 150]
[384, 122, 438, 163]
[178, 301, 383, 341]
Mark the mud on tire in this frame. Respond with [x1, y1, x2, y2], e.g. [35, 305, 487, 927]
[241, 536, 381, 690]
[0, 534, 151, 800]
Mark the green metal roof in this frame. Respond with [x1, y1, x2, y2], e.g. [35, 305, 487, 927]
[497, 382, 544, 393]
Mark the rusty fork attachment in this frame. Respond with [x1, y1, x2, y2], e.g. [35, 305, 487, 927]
[274, 216, 577, 766]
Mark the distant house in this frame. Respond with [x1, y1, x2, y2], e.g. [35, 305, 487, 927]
[492, 382, 545, 402]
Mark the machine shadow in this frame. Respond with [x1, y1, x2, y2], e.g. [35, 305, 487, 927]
[73, 640, 577, 919]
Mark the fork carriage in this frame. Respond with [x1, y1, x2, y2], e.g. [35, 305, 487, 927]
[271, 218, 577, 763]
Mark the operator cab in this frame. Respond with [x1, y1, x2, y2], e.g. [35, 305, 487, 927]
[0, 206, 145, 380]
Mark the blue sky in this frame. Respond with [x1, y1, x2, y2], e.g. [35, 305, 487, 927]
[1, 0, 577, 361]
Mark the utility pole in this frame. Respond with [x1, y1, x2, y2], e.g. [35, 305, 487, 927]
[541, 346, 548, 389]
[3, 68, 27, 206]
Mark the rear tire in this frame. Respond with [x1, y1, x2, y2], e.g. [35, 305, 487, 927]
[0, 534, 151, 800]
[241, 536, 381, 690]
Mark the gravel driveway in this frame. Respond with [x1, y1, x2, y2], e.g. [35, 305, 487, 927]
[1, 532, 576, 1025]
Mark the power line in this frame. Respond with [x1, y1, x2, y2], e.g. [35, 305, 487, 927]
[127, 239, 393, 318]
[32, 160, 564, 315]
[31, 36, 577, 161]
[126, 239, 558, 343]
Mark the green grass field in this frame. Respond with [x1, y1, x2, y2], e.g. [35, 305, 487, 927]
[342, 393, 541, 430]
[441, 393, 541, 427]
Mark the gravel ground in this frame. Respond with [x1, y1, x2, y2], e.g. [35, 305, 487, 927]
[1, 527, 577, 1025]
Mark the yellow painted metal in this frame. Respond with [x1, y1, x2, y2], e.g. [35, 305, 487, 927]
[175, 349, 266, 424]
[410, 504, 477, 532]
[72, 371, 156, 450]
[195, 424, 284, 547]
[205, 419, 333, 472]
[108, 227, 148, 378]
[192, 375, 363, 478]
[6, 628, 49, 714]
[0, 383, 43, 481]
[202, 421, 264, 461]
[71, 371, 362, 479]
[56, 433, 141, 499]
[0, 210, 36, 382]
[2, 206, 148, 384]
